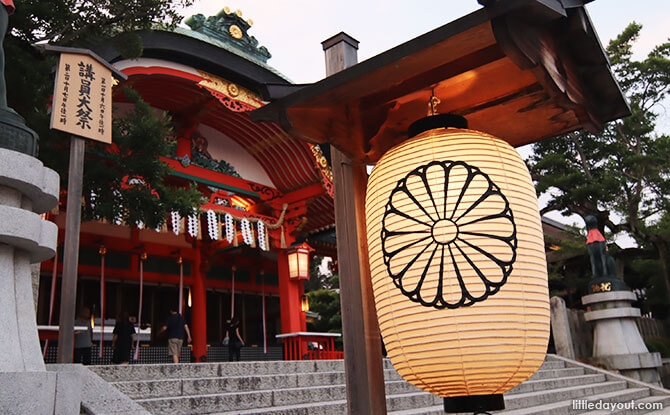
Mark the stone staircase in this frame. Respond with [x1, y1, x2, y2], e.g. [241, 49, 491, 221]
[86, 354, 670, 415]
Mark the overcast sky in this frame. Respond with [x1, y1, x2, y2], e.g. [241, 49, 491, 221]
[177, 1, 669, 247]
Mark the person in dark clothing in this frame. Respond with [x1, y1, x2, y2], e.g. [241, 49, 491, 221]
[73, 307, 93, 365]
[112, 311, 135, 365]
[159, 307, 192, 364]
[224, 317, 244, 362]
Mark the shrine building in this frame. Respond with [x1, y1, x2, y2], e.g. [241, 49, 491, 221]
[37, 8, 337, 362]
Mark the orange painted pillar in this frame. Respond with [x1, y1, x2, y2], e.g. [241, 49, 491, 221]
[191, 245, 207, 362]
[277, 250, 306, 334]
[176, 137, 191, 159]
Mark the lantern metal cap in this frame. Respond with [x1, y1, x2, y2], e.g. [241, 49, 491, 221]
[443, 394, 504, 413]
[288, 241, 315, 253]
[408, 114, 468, 138]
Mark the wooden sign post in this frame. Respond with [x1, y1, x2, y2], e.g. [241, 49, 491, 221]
[44, 45, 126, 363]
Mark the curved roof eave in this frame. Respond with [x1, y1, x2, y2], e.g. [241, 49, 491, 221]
[94, 29, 292, 94]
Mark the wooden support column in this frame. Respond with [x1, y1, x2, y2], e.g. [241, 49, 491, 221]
[56, 136, 85, 363]
[192, 242, 207, 361]
[323, 33, 387, 415]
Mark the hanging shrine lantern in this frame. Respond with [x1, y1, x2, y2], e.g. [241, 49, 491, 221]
[365, 114, 549, 412]
[287, 242, 314, 280]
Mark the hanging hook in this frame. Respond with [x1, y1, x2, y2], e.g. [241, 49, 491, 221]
[428, 88, 441, 116]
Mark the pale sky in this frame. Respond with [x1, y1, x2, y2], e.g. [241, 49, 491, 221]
[176, 1, 669, 247]
[178, 1, 669, 83]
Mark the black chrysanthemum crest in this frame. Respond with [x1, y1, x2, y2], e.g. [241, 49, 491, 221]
[381, 160, 517, 309]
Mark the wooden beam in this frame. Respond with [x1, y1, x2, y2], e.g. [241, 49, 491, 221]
[325, 33, 387, 415]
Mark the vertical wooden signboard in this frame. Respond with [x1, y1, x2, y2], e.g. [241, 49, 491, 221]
[45, 46, 125, 363]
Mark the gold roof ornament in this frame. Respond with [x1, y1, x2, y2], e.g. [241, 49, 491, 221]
[185, 8, 272, 63]
[229, 25, 243, 40]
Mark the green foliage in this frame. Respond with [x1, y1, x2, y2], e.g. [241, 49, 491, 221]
[306, 289, 342, 336]
[9, 0, 193, 46]
[528, 22, 670, 303]
[5, 0, 202, 227]
[81, 88, 201, 228]
[644, 338, 670, 358]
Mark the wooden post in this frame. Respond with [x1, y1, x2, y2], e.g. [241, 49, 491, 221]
[56, 136, 85, 363]
[323, 33, 387, 415]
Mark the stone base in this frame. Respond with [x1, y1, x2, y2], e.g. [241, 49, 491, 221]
[595, 352, 663, 386]
[0, 370, 81, 415]
[619, 367, 662, 386]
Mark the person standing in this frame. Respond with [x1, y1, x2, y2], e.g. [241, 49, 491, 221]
[112, 311, 135, 365]
[73, 307, 93, 365]
[160, 307, 192, 364]
[225, 317, 244, 362]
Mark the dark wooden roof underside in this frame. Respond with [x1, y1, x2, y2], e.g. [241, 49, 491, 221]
[251, 0, 629, 163]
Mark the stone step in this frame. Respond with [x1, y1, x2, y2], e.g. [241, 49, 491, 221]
[113, 368, 404, 399]
[504, 380, 630, 410]
[579, 394, 670, 415]
[91, 360, 362, 382]
[537, 360, 565, 370]
[528, 367, 584, 381]
[135, 381, 425, 414]
[92, 358, 560, 383]
[499, 387, 651, 415]
[387, 388, 659, 415]
[507, 374, 606, 395]
[210, 391, 442, 415]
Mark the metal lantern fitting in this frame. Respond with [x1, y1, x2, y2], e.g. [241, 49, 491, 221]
[287, 242, 314, 280]
[301, 295, 310, 312]
[365, 115, 549, 412]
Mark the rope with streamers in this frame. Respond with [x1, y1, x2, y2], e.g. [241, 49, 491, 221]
[205, 203, 289, 230]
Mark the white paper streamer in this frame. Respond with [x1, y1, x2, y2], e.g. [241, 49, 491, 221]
[225, 213, 234, 243]
[187, 213, 199, 237]
[206, 210, 219, 240]
[258, 220, 268, 251]
[171, 211, 180, 235]
[241, 218, 253, 245]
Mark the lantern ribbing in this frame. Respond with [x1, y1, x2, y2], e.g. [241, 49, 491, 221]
[365, 127, 549, 400]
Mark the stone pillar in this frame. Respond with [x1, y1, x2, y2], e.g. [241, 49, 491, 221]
[583, 291, 662, 385]
[550, 296, 575, 359]
[0, 147, 80, 414]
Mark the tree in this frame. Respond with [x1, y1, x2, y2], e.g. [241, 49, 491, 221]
[529, 23, 670, 302]
[82, 89, 201, 227]
[306, 289, 342, 337]
[5, 0, 201, 226]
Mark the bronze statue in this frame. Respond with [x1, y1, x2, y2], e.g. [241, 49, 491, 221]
[0, 0, 15, 109]
[585, 215, 627, 293]
[0, 0, 39, 157]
